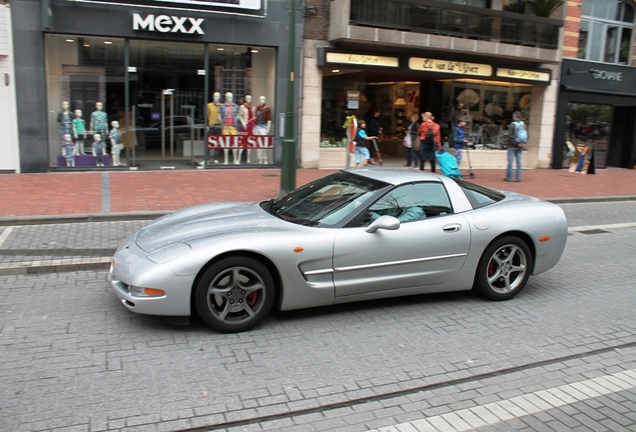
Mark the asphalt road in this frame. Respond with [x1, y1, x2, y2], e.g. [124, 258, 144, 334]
[1, 202, 635, 432]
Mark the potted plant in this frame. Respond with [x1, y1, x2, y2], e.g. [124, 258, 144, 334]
[526, 0, 564, 17]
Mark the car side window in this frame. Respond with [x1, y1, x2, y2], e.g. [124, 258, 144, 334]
[360, 183, 453, 226]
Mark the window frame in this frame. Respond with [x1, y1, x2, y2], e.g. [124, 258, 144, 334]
[578, 0, 635, 65]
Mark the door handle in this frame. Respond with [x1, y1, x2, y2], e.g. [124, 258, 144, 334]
[442, 223, 462, 232]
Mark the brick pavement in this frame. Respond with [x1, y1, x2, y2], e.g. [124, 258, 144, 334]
[1, 165, 635, 219]
[1, 225, 635, 431]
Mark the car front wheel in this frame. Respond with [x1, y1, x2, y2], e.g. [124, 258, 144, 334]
[195, 257, 275, 333]
[475, 236, 532, 301]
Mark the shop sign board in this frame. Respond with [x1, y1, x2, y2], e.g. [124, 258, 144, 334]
[496, 68, 550, 82]
[408, 58, 492, 77]
[207, 133, 274, 149]
[133, 13, 205, 34]
[347, 91, 360, 110]
[326, 53, 399, 68]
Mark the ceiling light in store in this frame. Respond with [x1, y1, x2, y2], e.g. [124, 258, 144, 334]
[251, 50, 258, 53]
[66, 38, 75, 43]
[217, 48, 225, 51]
[83, 42, 90, 47]
[332, 70, 340, 73]
[104, 40, 113, 45]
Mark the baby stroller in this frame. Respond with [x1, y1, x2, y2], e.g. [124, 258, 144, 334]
[436, 149, 462, 179]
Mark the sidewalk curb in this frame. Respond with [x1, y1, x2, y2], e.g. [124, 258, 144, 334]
[0, 211, 168, 226]
[0, 257, 111, 276]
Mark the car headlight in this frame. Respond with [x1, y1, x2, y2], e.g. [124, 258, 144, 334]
[129, 286, 166, 297]
[147, 243, 191, 264]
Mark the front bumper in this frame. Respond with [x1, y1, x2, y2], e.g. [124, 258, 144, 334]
[109, 245, 193, 317]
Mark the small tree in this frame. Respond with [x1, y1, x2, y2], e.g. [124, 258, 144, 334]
[503, 1, 526, 13]
[526, 0, 564, 17]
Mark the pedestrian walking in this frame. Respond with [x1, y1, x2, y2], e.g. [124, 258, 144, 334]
[418, 112, 442, 172]
[366, 109, 382, 165]
[452, 120, 468, 165]
[405, 113, 420, 168]
[354, 120, 378, 167]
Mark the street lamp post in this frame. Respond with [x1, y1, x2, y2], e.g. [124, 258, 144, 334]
[280, 0, 297, 196]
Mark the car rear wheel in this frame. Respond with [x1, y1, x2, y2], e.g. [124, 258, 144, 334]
[195, 257, 275, 333]
[475, 236, 532, 301]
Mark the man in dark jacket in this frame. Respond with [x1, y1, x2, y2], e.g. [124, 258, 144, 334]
[366, 110, 382, 165]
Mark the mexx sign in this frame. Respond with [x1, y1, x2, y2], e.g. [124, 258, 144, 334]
[133, 13, 204, 34]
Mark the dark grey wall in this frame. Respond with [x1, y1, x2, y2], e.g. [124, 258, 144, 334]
[11, 0, 302, 172]
[12, 0, 49, 173]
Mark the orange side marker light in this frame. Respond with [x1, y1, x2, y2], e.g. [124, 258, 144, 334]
[293, 247, 304, 253]
[539, 236, 551, 242]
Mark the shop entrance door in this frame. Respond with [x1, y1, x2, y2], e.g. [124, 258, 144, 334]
[129, 40, 205, 167]
[565, 103, 611, 169]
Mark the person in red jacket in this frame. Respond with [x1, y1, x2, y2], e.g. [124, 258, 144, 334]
[418, 112, 442, 172]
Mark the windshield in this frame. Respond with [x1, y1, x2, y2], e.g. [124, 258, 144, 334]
[265, 173, 388, 227]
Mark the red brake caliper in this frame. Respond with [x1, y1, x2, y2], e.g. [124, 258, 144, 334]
[246, 292, 258, 307]
[488, 261, 496, 277]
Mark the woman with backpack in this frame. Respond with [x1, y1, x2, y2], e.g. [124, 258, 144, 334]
[418, 112, 442, 172]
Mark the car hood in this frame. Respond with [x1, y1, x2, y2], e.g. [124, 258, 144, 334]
[135, 201, 291, 253]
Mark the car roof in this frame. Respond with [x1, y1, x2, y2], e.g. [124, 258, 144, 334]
[343, 167, 445, 185]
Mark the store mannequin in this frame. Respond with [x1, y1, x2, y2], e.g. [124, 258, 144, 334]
[61, 133, 76, 167]
[207, 91, 222, 164]
[92, 133, 105, 167]
[109, 121, 123, 166]
[58, 101, 73, 139]
[219, 92, 240, 164]
[254, 96, 272, 164]
[239, 94, 256, 163]
[72, 109, 87, 155]
[90, 102, 108, 150]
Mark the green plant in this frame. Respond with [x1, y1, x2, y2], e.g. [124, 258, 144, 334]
[526, 0, 564, 17]
[503, 0, 526, 13]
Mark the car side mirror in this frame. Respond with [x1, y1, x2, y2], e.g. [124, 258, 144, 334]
[365, 215, 400, 233]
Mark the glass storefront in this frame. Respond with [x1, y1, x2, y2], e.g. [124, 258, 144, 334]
[565, 103, 611, 170]
[320, 71, 533, 151]
[45, 35, 125, 167]
[45, 34, 276, 169]
[444, 79, 532, 149]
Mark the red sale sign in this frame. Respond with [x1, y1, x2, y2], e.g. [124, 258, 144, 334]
[207, 134, 274, 149]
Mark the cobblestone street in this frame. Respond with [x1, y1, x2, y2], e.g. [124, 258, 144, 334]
[1, 202, 635, 431]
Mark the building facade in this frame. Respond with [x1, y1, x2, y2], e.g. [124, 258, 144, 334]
[11, 0, 302, 173]
[301, 0, 566, 170]
[553, 0, 636, 172]
[0, 1, 19, 173]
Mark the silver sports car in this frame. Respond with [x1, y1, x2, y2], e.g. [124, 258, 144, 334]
[109, 168, 567, 333]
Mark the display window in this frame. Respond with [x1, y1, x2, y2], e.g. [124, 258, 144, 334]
[45, 35, 125, 168]
[444, 80, 533, 149]
[206, 45, 276, 165]
[45, 34, 276, 169]
[319, 71, 534, 151]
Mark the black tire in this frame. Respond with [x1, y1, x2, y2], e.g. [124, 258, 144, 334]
[475, 236, 532, 301]
[194, 257, 275, 333]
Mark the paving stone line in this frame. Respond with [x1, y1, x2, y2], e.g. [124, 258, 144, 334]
[365, 368, 636, 432]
